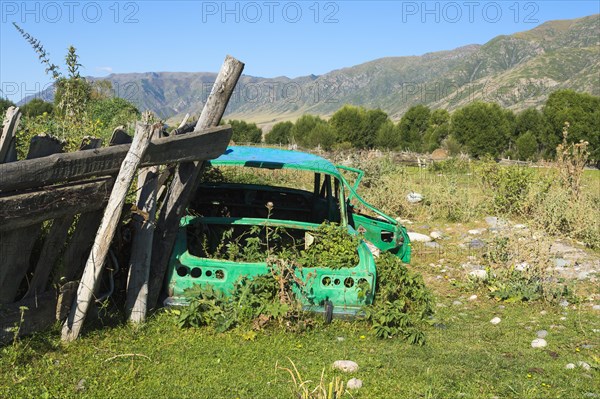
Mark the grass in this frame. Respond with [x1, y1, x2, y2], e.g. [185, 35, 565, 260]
[1, 276, 598, 398]
[2, 155, 599, 398]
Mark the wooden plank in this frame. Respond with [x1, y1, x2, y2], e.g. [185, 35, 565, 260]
[0, 106, 21, 163]
[50, 137, 106, 285]
[125, 129, 161, 322]
[0, 283, 77, 344]
[0, 124, 232, 193]
[26, 135, 64, 159]
[0, 225, 41, 303]
[23, 215, 75, 299]
[0, 177, 114, 232]
[109, 127, 132, 146]
[147, 55, 244, 310]
[60, 210, 104, 282]
[62, 122, 158, 341]
[79, 136, 103, 150]
[0, 135, 65, 304]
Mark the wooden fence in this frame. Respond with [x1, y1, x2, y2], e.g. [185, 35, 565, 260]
[0, 55, 244, 343]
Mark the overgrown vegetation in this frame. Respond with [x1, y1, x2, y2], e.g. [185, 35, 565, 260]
[10, 24, 140, 155]
[365, 253, 434, 344]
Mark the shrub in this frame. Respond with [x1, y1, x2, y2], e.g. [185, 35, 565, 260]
[365, 253, 434, 344]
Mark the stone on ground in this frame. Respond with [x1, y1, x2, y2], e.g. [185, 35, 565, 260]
[333, 360, 359, 373]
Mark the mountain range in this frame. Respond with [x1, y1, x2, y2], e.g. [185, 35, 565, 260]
[22, 14, 600, 128]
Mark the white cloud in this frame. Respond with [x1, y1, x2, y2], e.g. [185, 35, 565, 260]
[96, 66, 113, 74]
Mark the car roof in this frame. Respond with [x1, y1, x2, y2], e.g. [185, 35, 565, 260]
[208, 146, 342, 178]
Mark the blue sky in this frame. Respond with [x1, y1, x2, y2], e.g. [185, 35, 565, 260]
[1, 1, 598, 102]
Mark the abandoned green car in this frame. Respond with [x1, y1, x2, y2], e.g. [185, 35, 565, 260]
[164, 146, 410, 317]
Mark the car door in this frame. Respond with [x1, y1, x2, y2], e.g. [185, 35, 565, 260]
[337, 165, 411, 263]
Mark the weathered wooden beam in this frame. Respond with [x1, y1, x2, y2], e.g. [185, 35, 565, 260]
[0, 106, 21, 163]
[147, 55, 244, 310]
[126, 131, 160, 322]
[0, 283, 77, 344]
[24, 215, 75, 299]
[0, 135, 65, 304]
[60, 210, 104, 282]
[62, 122, 158, 341]
[0, 124, 232, 193]
[0, 177, 114, 232]
[0, 225, 41, 303]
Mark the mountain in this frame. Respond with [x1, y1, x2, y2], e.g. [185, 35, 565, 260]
[22, 15, 599, 127]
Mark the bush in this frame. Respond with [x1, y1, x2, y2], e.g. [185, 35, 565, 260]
[365, 253, 434, 344]
[476, 161, 534, 215]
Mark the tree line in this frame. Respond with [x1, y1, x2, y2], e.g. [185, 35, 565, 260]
[258, 90, 598, 162]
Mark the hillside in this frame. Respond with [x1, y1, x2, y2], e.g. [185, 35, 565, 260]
[22, 14, 599, 126]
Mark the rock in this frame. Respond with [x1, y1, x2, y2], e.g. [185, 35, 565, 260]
[531, 338, 547, 348]
[469, 270, 488, 280]
[469, 239, 486, 249]
[577, 361, 591, 371]
[577, 271, 591, 280]
[490, 317, 501, 325]
[537, 330, 548, 339]
[468, 295, 478, 301]
[346, 378, 363, 390]
[515, 262, 529, 272]
[336, 337, 345, 342]
[430, 231, 443, 240]
[513, 224, 527, 229]
[452, 301, 463, 306]
[540, 310, 547, 315]
[424, 241, 442, 249]
[333, 360, 359, 373]
[468, 228, 486, 235]
[396, 217, 413, 225]
[485, 217, 498, 227]
[554, 258, 569, 268]
[406, 192, 423, 203]
[559, 300, 569, 307]
[593, 305, 600, 311]
[407, 232, 432, 242]
[565, 363, 576, 370]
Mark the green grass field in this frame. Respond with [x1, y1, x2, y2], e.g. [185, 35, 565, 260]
[2, 259, 598, 399]
[1, 160, 599, 399]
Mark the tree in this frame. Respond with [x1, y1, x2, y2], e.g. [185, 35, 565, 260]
[292, 114, 335, 149]
[374, 120, 400, 149]
[397, 105, 431, 152]
[265, 121, 293, 145]
[329, 105, 366, 148]
[308, 122, 336, 150]
[543, 90, 600, 161]
[451, 102, 511, 157]
[228, 120, 262, 143]
[20, 98, 54, 117]
[515, 131, 538, 161]
[87, 97, 139, 129]
[362, 109, 390, 148]
[423, 109, 450, 152]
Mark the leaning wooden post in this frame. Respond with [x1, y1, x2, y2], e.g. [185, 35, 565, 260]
[125, 128, 161, 323]
[0, 106, 21, 163]
[61, 122, 156, 341]
[147, 55, 244, 309]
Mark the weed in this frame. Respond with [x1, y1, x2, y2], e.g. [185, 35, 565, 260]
[365, 253, 434, 344]
[277, 358, 350, 399]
